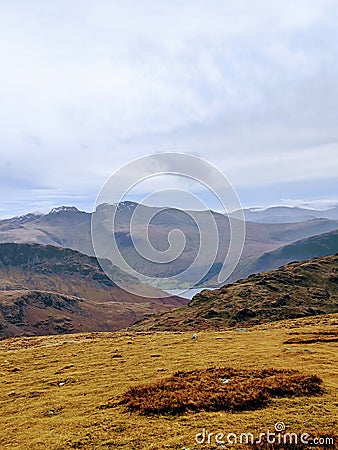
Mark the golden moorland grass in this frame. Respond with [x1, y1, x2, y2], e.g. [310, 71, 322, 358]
[0, 313, 337, 449]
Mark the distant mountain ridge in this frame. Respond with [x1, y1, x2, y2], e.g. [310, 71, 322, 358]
[232, 205, 338, 223]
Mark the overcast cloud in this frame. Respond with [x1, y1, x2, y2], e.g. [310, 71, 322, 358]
[1, 0, 338, 216]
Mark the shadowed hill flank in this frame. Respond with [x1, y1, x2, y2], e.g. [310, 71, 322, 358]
[131, 254, 338, 331]
[236, 229, 338, 280]
[0, 243, 187, 338]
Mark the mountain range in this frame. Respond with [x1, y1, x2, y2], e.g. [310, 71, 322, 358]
[0, 201, 337, 338]
[1, 202, 338, 287]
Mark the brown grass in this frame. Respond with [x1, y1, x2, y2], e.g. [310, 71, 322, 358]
[0, 313, 337, 449]
[120, 367, 323, 415]
[284, 330, 338, 345]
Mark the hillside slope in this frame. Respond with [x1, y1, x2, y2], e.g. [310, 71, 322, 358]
[0, 290, 109, 337]
[0, 243, 187, 338]
[131, 254, 338, 331]
[236, 229, 338, 280]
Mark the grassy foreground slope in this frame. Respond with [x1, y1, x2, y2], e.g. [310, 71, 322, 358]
[0, 313, 337, 449]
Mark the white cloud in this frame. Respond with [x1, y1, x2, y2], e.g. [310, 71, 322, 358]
[0, 0, 338, 215]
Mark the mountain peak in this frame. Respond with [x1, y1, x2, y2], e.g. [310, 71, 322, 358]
[49, 206, 79, 214]
[95, 201, 139, 214]
[116, 201, 139, 210]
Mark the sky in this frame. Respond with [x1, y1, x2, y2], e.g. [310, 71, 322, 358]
[1, 0, 338, 217]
